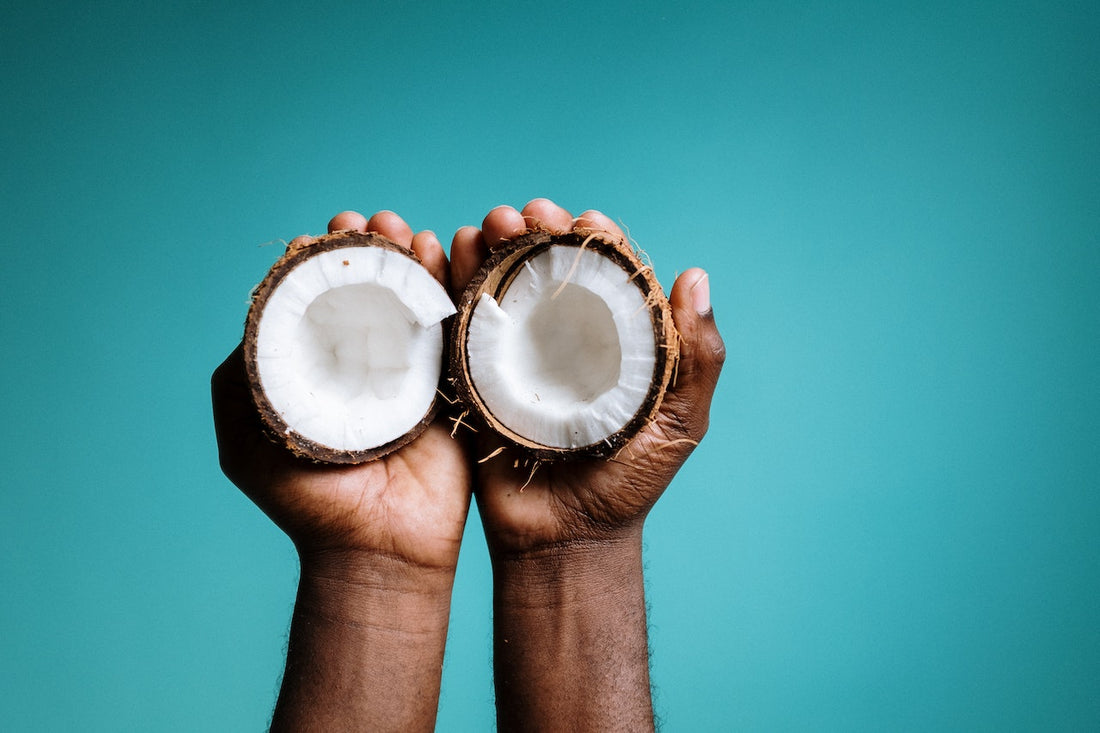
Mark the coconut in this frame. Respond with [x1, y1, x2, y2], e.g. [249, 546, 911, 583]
[452, 229, 679, 460]
[243, 230, 457, 463]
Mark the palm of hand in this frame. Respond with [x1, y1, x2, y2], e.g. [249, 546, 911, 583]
[212, 348, 471, 571]
[475, 415, 692, 555]
[268, 423, 471, 570]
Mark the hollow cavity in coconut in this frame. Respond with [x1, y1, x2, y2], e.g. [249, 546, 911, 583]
[244, 231, 456, 463]
[453, 230, 679, 460]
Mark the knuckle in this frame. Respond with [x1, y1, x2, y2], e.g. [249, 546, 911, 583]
[707, 329, 727, 366]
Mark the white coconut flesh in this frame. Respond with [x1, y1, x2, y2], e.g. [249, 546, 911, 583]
[466, 245, 657, 450]
[255, 246, 456, 452]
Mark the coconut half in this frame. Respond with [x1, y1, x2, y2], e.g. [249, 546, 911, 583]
[452, 230, 679, 460]
[244, 231, 457, 463]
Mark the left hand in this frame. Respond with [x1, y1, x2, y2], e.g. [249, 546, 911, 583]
[212, 210, 472, 573]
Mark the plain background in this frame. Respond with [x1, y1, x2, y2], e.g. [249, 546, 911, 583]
[2, 1, 1097, 730]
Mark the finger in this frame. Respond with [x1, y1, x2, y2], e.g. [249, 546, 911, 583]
[211, 344, 273, 450]
[521, 198, 573, 233]
[287, 234, 314, 250]
[450, 225, 489, 295]
[574, 209, 627, 242]
[210, 344, 266, 486]
[366, 210, 415, 249]
[211, 344, 249, 409]
[212, 345, 323, 502]
[655, 268, 726, 443]
[411, 230, 450, 290]
[482, 205, 527, 248]
[328, 210, 368, 233]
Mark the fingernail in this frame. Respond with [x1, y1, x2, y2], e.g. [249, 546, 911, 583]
[691, 272, 711, 315]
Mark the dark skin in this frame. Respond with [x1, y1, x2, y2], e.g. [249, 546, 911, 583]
[213, 211, 471, 732]
[212, 199, 725, 732]
[454, 200, 725, 731]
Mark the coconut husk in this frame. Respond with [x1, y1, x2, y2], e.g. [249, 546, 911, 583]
[452, 229, 679, 460]
[243, 230, 446, 464]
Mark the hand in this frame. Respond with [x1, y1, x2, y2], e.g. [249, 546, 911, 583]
[212, 210, 472, 573]
[450, 199, 725, 557]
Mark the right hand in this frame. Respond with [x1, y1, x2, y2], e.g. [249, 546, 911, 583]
[449, 199, 726, 558]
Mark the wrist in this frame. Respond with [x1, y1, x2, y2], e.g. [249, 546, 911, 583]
[483, 502, 648, 560]
[296, 547, 456, 632]
[491, 530, 644, 609]
[489, 528, 654, 731]
[273, 547, 455, 731]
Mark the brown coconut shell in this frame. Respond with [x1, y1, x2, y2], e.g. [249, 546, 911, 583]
[243, 230, 448, 464]
[451, 229, 680, 461]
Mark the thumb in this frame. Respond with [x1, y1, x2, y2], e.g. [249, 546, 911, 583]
[655, 268, 726, 443]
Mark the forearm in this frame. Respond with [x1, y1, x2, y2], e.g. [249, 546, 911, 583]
[271, 551, 455, 733]
[491, 532, 654, 732]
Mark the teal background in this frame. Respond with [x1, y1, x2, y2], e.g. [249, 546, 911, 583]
[2, 1, 1097, 730]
